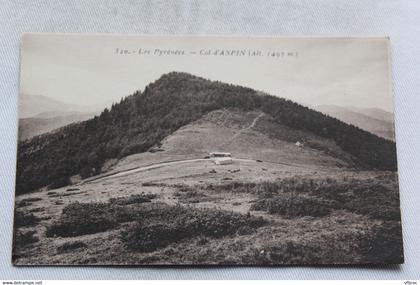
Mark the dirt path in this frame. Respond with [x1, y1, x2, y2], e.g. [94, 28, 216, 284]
[229, 112, 264, 142]
[84, 158, 257, 184]
[219, 109, 232, 127]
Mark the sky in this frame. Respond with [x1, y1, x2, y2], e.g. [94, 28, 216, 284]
[20, 34, 395, 112]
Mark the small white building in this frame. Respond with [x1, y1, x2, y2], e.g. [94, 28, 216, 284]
[209, 152, 232, 158]
[214, 157, 233, 165]
[295, 141, 304, 147]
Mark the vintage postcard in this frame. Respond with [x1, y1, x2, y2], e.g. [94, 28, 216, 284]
[13, 34, 403, 265]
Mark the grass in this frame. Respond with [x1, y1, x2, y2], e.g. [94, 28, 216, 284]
[15, 172, 402, 265]
[247, 232, 364, 264]
[360, 220, 404, 264]
[206, 174, 401, 221]
[251, 193, 337, 217]
[237, 211, 404, 265]
[287, 176, 401, 221]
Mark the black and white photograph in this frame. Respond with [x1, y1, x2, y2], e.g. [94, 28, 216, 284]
[13, 34, 403, 265]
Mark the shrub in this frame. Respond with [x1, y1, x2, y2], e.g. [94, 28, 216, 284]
[29, 207, 45, 213]
[360, 221, 404, 264]
[174, 187, 208, 203]
[45, 198, 163, 238]
[213, 177, 401, 221]
[57, 241, 88, 254]
[120, 205, 266, 252]
[121, 222, 184, 252]
[206, 182, 258, 194]
[46, 202, 118, 237]
[23, 197, 43, 202]
[13, 229, 39, 259]
[109, 193, 157, 205]
[66, 188, 79, 192]
[251, 193, 337, 217]
[246, 222, 402, 265]
[16, 197, 43, 208]
[341, 185, 401, 221]
[285, 178, 401, 220]
[14, 210, 40, 227]
[142, 182, 165, 187]
[13, 229, 38, 247]
[49, 176, 71, 189]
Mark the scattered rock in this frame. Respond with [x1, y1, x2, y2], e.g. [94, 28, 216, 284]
[149, 147, 164, 153]
[197, 238, 209, 246]
[237, 226, 256, 235]
[57, 241, 87, 253]
[29, 207, 45, 213]
[66, 188, 79, 192]
[17, 197, 43, 207]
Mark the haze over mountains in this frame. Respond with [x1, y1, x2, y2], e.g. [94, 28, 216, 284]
[314, 105, 395, 141]
[18, 94, 106, 140]
[16, 72, 397, 195]
[18, 111, 96, 141]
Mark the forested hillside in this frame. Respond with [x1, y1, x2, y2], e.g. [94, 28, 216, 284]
[16, 72, 397, 195]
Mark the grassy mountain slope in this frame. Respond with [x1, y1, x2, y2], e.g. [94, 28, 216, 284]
[155, 109, 356, 168]
[16, 72, 397, 195]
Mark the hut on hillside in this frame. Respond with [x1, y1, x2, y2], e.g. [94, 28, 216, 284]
[209, 152, 232, 158]
[214, 157, 233, 165]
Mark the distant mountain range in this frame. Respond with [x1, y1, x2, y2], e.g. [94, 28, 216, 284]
[313, 105, 395, 141]
[18, 94, 103, 140]
[18, 111, 96, 141]
[16, 72, 397, 195]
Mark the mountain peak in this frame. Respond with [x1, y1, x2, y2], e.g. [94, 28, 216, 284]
[148, 72, 211, 91]
[160, 71, 198, 79]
